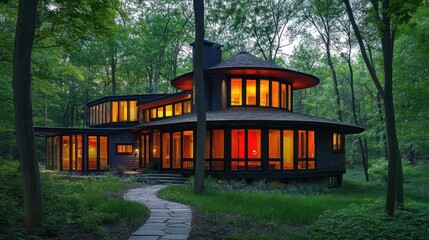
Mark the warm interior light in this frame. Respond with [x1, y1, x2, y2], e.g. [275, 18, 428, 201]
[231, 78, 242, 106]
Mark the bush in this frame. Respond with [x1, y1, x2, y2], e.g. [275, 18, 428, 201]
[368, 158, 388, 182]
[310, 201, 429, 240]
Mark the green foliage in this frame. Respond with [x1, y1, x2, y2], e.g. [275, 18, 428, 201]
[310, 202, 429, 240]
[0, 159, 148, 239]
[368, 158, 388, 182]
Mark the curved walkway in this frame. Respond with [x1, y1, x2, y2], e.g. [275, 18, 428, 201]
[124, 185, 192, 240]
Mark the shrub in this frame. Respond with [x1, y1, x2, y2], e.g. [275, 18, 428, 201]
[368, 158, 388, 182]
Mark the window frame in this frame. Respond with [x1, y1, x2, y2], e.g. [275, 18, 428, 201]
[115, 143, 134, 154]
[332, 132, 344, 153]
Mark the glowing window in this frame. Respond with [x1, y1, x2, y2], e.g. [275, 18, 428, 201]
[151, 108, 157, 119]
[308, 131, 315, 159]
[288, 85, 292, 110]
[247, 130, 261, 159]
[298, 130, 307, 159]
[231, 129, 245, 159]
[99, 136, 108, 170]
[231, 78, 242, 106]
[116, 144, 133, 154]
[332, 133, 344, 152]
[112, 101, 118, 122]
[260, 80, 270, 106]
[157, 107, 164, 118]
[165, 105, 173, 117]
[272, 81, 280, 107]
[283, 130, 294, 170]
[246, 79, 256, 105]
[172, 132, 181, 169]
[162, 133, 170, 169]
[297, 130, 315, 170]
[183, 131, 193, 158]
[88, 136, 97, 170]
[129, 100, 137, 121]
[153, 132, 160, 158]
[212, 130, 224, 159]
[184, 100, 191, 113]
[281, 84, 287, 109]
[119, 101, 128, 121]
[175, 102, 182, 115]
[144, 109, 149, 122]
[62, 136, 70, 170]
[106, 102, 111, 123]
[269, 130, 281, 159]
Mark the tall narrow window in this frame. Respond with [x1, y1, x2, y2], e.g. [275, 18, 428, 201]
[129, 100, 137, 121]
[247, 130, 261, 159]
[297, 130, 315, 170]
[112, 101, 118, 122]
[260, 80, 270, 106]
[106, 102, 111, 123]
[165, 105, 173, 117]
[231, 129, 245, 159]
[246, 79, 256, 105]
[71, 135, 76, 170]
[144, 109, 150, 122]
[89, 107, 93, 125]
[153, 132, 160, 158]
[283, 130, 294, 170]
[272, 81, 280, 107]
[88, 136, 97, 170]
[157, 107, 164, 118]
[62, 136, 70, 170]
[95, 105, 99, 124]
[151, 108, 157, 119]
[212, 130, 224, 159]
[99, 136, 108, 170]
[77, 135, 82, 171]
[119, 101, 128, 121]
[269, 130, 281, 159]
[308, 131, 315, 169]
[298, 130, 307, 159]
[162, 133, 171, 169]
[145, 135, 150, 166]
[332, 133, 344, 152]
[172, 132, 181, 169]
[101, 103, 105, 124]
[288, 85, 292, 110]
[175, 102, 182, 115]
[183, 131, 193, 158]
[183, 100, 191, 113]
[281, 84, 287, 109]
[231, 78, 242, 106]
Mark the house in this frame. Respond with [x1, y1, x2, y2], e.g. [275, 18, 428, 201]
[35, 40, 363, 186]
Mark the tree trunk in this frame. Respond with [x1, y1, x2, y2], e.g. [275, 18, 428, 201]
[12, 0, 43, 228]
[326, 45, 342, 121]
[193, 0, 206, 194]
[111, 53, 117, 95]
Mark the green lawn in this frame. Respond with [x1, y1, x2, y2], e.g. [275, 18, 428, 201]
[0, 159, 148, 240]
[159, 161, 429, 239]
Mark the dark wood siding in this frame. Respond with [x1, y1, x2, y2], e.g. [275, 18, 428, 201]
[316, 130, 345, 172]
[109, 132, 139, 169]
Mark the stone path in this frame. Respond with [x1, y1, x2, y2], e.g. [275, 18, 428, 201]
[124, 185, 192, 240]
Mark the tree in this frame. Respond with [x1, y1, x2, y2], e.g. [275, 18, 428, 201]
[343, 0, 422, 216]
[193, 0, 205, 194]
[12, 0, 43, 227]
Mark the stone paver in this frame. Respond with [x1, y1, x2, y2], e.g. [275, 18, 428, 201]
[124, 185, 192, 240]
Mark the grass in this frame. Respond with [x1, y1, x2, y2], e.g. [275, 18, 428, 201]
[0, 159, 148, 240]
[159, 160, 429, 239]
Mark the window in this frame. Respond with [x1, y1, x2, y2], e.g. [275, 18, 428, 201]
[116, 144, 133, 154]
[246, 79, 256, 105]
[231, 78, 242, 106]
[151, 108, 157, 119]
[129, 100, 137, 121]
[298, 130, 315, 170]
[288, 85, 292, 110]
[165, 105, 173, 117]
[62, 136, 70, 170]
[153, 132, 160, 158]
[332, 133, 344, 152]
[268, 130, 281, 170]
[88, 136, 109, 171]
[88, 136, 97, 170]
[281, 84, 287, 109]
[157, 107, 164, 118]
[144, 109, 149, 122]
[119, 101, 128, 121]
[175, 102, 182, 115]
[260, 80, 270, 107]
[272, 81, 280, 107]
[106, 102, 111, 123]
[212, 130, 224, 159]
[112, 101, 118, 122]
[99, 136, 108, 170]
[162, 133, 170, 168]
[172, 132, 181, 169]
[183, 131, 193, 169]
[184, 100, 191, 113]
[283, 130, 294, 170]
[231, 129, 261, 171]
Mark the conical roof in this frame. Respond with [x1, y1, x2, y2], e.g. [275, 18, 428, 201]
[171, 52, 319, 90]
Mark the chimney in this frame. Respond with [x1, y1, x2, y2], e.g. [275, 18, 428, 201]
[191, 40, 223, 69]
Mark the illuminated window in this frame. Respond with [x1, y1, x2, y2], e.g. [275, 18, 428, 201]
[162, 133, 170, 168]
[119, 101, 128, 121]
[288, 85, 292, 110]
[184, 100, 191, 113]
[247, 130, 261, 159]
[129, 100, 137, 121]
[165, 105, 173, 117]
[283, 130, 294, 170]
[231, 129, 245, 159]
[175, 102, 182, 115]
[269, 130, 281, 159]
[112, 101, 118, 122]
[88, 136, 97, 170]
[99, 136, 108, 170]
[298, 130, 315, 170]
[157, 107, 164, 118]
[332, 133, 344, 152]
[116, 144, 133, 154]
[272, 81, 279, 107]
[151, 108, 157, 119]
[212, 130, 224, 159]
[281, 84, 287, 109]
[144, 109, 149, 122]
[246, 79, 256, 105]
[172, 132, 181, 169]
[231, 78, 242, 106]
[62, 136, 70, 170]
[260, 80, 270, 106]
[106, 102, 111, 123]
[183, 131, 193, 158]
[153, 132, 160, 158]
